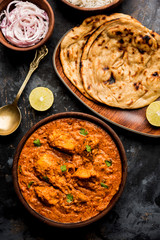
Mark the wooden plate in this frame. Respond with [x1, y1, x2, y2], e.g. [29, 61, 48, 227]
[13, 112, 127, 228]
[53, 39, 160, 138]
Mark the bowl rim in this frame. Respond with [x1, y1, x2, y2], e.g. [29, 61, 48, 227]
[0, 0, 55, 51]
[60, 0, 123, 11]
[12, 112, 127, 228]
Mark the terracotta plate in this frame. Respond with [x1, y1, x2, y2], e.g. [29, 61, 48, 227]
[53, 38, 160, 137]
[13, 112, 127, 228]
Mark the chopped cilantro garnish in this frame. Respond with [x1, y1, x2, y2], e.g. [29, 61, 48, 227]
[33, 139, 41, 147]
[66, 194, 73, 203]
[80, 128, 88, 136]
[28, 181, 34, 188]
[100, 182, 109, 189]
[43, 176, 49, 182]
[18, 165, 22, 174]
[86, 145, 91, 152]
[61, 165, 67, 172]
[105, 159, 112, 167]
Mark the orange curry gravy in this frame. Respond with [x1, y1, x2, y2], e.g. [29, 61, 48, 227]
[18, 118, 122, 223]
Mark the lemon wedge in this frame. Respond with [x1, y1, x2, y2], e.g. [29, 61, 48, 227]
[146, 101, 160, 127]
[29, 87, 54, 111]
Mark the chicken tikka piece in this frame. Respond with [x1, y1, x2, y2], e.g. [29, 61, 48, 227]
[34, 186, 61, 205]
[34, 152, 76, 194]
[48, 124, 102, 154]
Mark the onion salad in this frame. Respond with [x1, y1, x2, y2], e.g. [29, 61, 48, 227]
[0, 1, 49, 47]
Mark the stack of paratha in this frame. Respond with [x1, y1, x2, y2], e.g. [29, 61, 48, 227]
[60, 14, 160, 109]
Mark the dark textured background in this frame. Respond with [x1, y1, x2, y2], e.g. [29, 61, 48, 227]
[0, 0, 160, 239]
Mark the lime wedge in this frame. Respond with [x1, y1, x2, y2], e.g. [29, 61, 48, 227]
[146, 101, 160, 127]
[29, 87, 54, 111]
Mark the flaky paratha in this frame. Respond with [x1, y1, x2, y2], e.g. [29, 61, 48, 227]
[81, 17, 160, 109]
[60, 14, 133, 99]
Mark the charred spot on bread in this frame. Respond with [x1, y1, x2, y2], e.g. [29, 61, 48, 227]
[152, 72, 158, 77]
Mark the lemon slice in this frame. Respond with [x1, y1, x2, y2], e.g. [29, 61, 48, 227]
[29, 87, 54, 111]
[146, 101, 160, 127]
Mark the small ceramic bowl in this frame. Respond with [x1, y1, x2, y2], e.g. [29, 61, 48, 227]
[60, 0, 123, 12]
[13, 112, 127, 228]
[0, 0, 54, 51]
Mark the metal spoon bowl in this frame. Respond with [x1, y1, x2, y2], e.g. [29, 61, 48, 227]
[0, 45, 48, 136]
[0, 104, 21, 136]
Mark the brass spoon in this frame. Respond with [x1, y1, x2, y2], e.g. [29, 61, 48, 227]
[0, 45, 48, 136]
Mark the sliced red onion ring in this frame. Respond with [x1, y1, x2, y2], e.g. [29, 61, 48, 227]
[0, 1, 49, 47]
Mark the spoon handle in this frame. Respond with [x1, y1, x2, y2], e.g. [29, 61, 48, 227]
[13, 45, 48, 106]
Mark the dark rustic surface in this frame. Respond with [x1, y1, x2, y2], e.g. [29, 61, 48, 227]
[0, 0, 160, 239]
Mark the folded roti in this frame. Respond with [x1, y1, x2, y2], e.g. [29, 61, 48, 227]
[81, 17, 160, 109]
[60, 14, 133, 99]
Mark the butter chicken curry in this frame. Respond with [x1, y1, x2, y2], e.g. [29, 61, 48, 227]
[18, 118, 122, 223]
